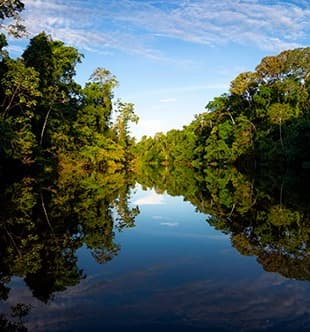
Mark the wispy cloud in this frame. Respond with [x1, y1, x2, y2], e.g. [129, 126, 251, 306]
[21, 1, 158, 58]
[160, 98, 177, 103]
[160, 222, 179, 227]
[22, 0, 309, 58]
[152, 215, 165, 220]
[151, 216, 179, 226]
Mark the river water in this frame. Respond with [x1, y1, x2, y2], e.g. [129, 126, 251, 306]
[2, 183, 310, 331]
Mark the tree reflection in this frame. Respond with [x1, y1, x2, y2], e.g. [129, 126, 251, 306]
[136, 165, 310, 280]
[0, 303, 31, 332]
[0, 168, 139, 306]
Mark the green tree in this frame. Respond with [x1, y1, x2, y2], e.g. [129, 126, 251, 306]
[84, 67, 118, 132]
[0, 58, 40, 164]
[0, 58, 41, 118]
[114, 99, 139, 148]
[268, 103, 296, 149]
[22, 32, 82, 148]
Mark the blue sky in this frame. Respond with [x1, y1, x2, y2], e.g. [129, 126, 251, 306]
[8, 0, 310, 138]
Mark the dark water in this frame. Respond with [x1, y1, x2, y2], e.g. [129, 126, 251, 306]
[1, 169, 310, 331]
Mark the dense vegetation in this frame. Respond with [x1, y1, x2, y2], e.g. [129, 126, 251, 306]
[0, 6, 141, 327]
[135, 47, 310, 170]
[0, 3, 310, 330]
[0, 31, 138, 176]
[2, 2, 309, 175]
[134, 45, 310, 282]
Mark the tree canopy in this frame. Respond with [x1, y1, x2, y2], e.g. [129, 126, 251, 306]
[0, 32, 139, 174]
[135, 47, 310, 171]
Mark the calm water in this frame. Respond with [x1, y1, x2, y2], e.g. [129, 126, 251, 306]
[1, 183, 310, 332]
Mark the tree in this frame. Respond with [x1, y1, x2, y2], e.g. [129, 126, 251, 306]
[22, 32, 82, 147]
[0, 0, 26, 37]
[0, 58, 41, 118]
[268, 103, 296, 149]
[84, 67, 118, 132]
[0, 58, 40, 164]
[114, 99, 139, 149]
[0, 33, 8, 60]
[230, 71, 258, 102]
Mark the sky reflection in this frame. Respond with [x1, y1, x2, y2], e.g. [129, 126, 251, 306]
[2, 186, 310, 331]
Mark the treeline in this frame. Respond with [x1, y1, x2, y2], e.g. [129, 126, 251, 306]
[0, 32, 138, 175]
[135, 47, 310, 170]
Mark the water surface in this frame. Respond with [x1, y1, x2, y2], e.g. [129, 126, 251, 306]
[1, 181, 310, 331]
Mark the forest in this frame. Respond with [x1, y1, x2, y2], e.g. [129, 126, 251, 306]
[0, 1, 139, 180]
[1, 1, 310, 177]
[0, 2, 310, 330]
[135, 47, 310, 171]
[0, 31, 139, 176]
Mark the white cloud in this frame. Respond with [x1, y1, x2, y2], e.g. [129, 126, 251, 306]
[21, 0, 309, 57]
[133, 192, 165, 205]
[101, 0, 309, 50]
[22, 0, 164, 59]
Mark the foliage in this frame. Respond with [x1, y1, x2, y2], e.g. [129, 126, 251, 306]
[135, 47, 310, 170]
[0, 169, 139, 304]
[0, 17, 141, 308]
[0, 32, 138, 172]
[1, 8, 310, 319]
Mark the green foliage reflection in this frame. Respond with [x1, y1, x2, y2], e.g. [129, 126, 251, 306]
[0, 169, 139, 305]
[136, 164, 310, 280]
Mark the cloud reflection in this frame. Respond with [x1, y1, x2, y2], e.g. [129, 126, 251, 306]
[160, 222, 179, 227]
[133, 192, 165, 205]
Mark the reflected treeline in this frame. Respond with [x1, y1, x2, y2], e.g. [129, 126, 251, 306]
[136, 165, 310, 281]
[0, 303, 30, 332]
[0, 167, 139, 320]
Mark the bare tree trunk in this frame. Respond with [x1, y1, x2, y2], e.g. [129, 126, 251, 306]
[40, 191, 54, 232]
[4, 225, 21, 256]
[279, 117, 283, 149]
[40, 104, 53, 146]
